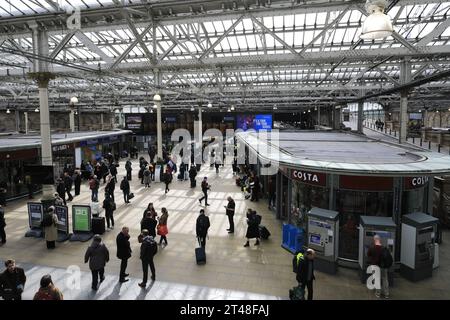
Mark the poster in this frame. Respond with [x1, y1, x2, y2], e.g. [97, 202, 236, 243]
[125, 115, 143, 130]
[55, 205, 69, 233]
[27, 202, 43, 229]
[236, 114, 272, 132]
[72, 205, 91, 232]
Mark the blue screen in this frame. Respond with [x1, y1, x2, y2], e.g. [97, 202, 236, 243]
[254, 114, 272, 131]
[310, 234, 321, 245]
[236, 114, 272, 131]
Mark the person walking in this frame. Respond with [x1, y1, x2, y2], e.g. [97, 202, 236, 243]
[138, 229, 158, 287]
[143, 202, 157, 219]
[64, 172, 73, 202]
[0, 259, 26, 300]
[0, 205, 6, 245]
[189, 165, 197, 188]
[84, 235, 110, 291]
[109, 162, 118, 183]
[125, 160, 132, 181]
[157, 208, 169, 246]
[163, 168, 172, 194]
[296, 248, 316, 300]
[116, 227, 132, 283]
[33, 275, 63, 300]
[120, 176, 131, 204]
[148, 146, 156, 163]
[43, 206, 58, 249]
[143, 167, 151, 188]
[56, 178, 66, 205]
[196, 209, 210, 248]
[25, 174, 33, 199]
[74, 170, 82, 196]
[103, 193, 116, 230]
[267, 176, 276, 209]
[243, 209, 261, 247]
[198, 177, 210, 206]
[250, 174, 260, 202]
[225, 196, 235, 233]
[367, 234, 392, 299]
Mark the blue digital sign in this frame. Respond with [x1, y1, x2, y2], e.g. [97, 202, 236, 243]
[309, 234, 321, 245]
[254, 114, 272, 131]
[236, 114, 272, 132]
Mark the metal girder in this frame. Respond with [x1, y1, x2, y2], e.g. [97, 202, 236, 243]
[417, 18, 450, 47]
[108, 23, 154, 70]
[124, 16, 155, 65]
[375, 66, 400, 85]
[299, 6, 351, 54]
[49, 31, 77, 59]
[199, 15, 245, 60]
[75, 31, 114, 64]
[160, 25, 200, 61]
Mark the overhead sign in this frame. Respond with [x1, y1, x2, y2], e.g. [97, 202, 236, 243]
[291, 169, 326, 186]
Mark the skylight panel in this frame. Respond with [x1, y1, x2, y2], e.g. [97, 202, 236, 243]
[263, 16, 274, 29]
[284, 15, 295, 28]
[236, 36, 247, 49]
[295, 13, 305, 27]
[284, 32, 294, 46]
[316, 12, 327, 26]
[242, 18, 253, 31]
[273, 16, 283, 29]
[305, 13, 316, 25]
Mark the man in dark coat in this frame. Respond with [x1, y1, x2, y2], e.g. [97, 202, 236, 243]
[199, 177, 210, 206]
[225, 196, 235, 233]
[148, 146, 156, 163]
[109, 163, 118, 183]
[244, 209, 261, 247]
[84, 235, 109, 290]
[120, 176, 131, 204]
[189, 165, 197, 188]
[105, 177, 115, 202]
[138, 230, 158, 287]
[0, 181, 7, 206]
[196, 209, 210, 248]
[116, 227, 131, 283]
[125, 160, 132, 181]
[102, 193, 115, 229]
[296, 248, 316, 300]
[141, 212, 157, 237]
[64, 172, 73, 201]
[0, 259, 26, 300]
[56, 178, 66, 205]
[74, 170, 82, 196]
[163, 168, 172, 194]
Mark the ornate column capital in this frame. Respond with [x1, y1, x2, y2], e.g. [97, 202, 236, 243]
[28, 72, 55, 88]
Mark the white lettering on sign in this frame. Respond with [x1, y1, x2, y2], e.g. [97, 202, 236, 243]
[293, 170, 319, 183]
[411, 176, 429, 187]
[52, 144, 69, 152]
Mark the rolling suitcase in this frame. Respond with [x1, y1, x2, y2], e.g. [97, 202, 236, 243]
[195, 238, 206, 264]
[259, 225, 271, 240]
[92, 216, 105, 235]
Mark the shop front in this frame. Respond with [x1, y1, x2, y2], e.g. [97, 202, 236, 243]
[279, 167, 433, 265]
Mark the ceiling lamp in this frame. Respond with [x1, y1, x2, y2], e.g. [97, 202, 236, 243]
[70, 96, 78, 104]
[152, 104, 158, 109]
[230, 105, 235, 111]
[273, 106, 277, 110]
[35, 107, 39, 112]
[190, 106, 195, 111]
[360, 0, 393, 40]
[207, 103, 212, 108]
[227, 108, 231, 112]
[6, 108, 10, 114]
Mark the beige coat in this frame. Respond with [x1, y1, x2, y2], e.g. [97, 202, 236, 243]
[44, 214, 59, 242]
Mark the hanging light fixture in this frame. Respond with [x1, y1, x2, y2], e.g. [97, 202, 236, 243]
[34, 107, 39, 112]
[207, 102, 212, 108]
[230, 105, 235, 111]
[190, 106, 195, 111]
[6, 108, 10, 114]
[360, 0, 393, 40]
[152, 104, 158, 109]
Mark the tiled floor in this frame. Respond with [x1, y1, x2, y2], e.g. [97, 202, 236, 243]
[0, 155, 449, 299]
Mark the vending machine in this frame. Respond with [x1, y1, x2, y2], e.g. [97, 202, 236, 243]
[359, 216, 396, 283]
[400, 212, 438, 281]
[306, 208, 339, 274]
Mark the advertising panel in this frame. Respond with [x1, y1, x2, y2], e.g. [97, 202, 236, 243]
[72, 205, 91, 232]
[27, 202, 43, 229]
[55, 205, 69, 234]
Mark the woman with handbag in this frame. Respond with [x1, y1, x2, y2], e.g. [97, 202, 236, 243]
[157, 207, 169, 246]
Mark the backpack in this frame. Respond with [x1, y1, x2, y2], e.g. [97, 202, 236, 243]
[255, 214, 262, 226]
[380, 247, 393, 268]
[42, 213, 54, 227]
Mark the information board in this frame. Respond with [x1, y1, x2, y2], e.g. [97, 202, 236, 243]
[54, 205, 69, 234]
[72, 205, 91, 233]
[27, 202, 43, 229]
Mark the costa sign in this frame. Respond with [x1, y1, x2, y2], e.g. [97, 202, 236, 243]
[291, 170, 326, 186]
[405, 176, 429, 189]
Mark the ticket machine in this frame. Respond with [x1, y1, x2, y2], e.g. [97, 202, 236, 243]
[306, 208, 339, 274]
[359, 216, 396, 283]
[400, 212, 438, 282]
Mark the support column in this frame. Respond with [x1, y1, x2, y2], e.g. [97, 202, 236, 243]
[154, 69, 163, 160]
[317, 106, 321, 127]
[399, 58, 411, 144]
[24, 112, 29, 134]
[198, 105, 203, 145]
[15, 109, 20, 132]
[69, 108, 75, 132]
[100, 113, 104, 130]
[29, 26, 55, 202]
[357, 101, 364, 134]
